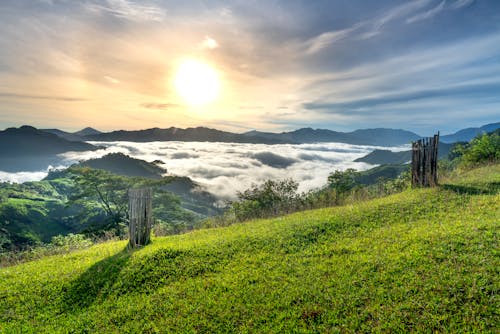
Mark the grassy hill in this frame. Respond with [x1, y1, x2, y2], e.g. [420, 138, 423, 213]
[0, 165, 498, 332]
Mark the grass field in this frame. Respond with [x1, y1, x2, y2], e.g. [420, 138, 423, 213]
[0, 165, 499, 333]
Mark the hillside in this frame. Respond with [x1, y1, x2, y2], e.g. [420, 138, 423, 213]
[355, 142, 454, 165]
[0, 165, 220, 251]
[354, 164, 408, 185]
[0, 126, 98, 172]
[441, 122, 500, 143]
[43, 127, 101, 141]
[87, 126, 421, 146]
[76, 153, 167, 179]
[0, 164, 498, 332]
[85, 127, 290, 144]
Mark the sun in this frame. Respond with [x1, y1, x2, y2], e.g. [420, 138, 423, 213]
[174, 59, 220, 106]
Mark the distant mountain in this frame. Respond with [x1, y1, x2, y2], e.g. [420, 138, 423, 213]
[73, 127, 101, 137]
[87, 126, 420, 146]
[85, 127, 290, 144]
[441, 122, 500, 143]
[0, 126, 98, 172]
[355, 142, 454, 165]
[355, 150, 412, 165]
[42, 129, 83, 142]
[347, 128, 421, 146]
[43, 127, 101, 141]
[243, 127, 420, 146]
[76, 153, 166, 179]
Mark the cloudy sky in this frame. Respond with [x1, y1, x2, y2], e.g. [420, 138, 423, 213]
[0, 0, 499, 135]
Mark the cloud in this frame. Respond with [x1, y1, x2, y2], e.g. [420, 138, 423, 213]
[239, 105, 265, 110]
[10, 140, 387, 200]
[104, 75, 120, 84]
[303, 0, 434, 54]
[0, 171, 49, 183]
[406, 1, 446, 23]
[303, 82, 500, 114]
[0, 92, 87, 102]
[251, 152, 299, 168]
[201, 36, 219, 50]
[84, 0, 165, 22]
[305, 25, 360, 54]
[298, 153, 340, 163]
[170, 152, 199, 159]
[141, 103, 180, 110]
[450, 0, 475, 9]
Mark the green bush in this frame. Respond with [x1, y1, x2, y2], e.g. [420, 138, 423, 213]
[231, 179, 300, 221]
[461, 132, 500, 166]
[51, 233, 92, 249]
[327, 169, 358, 196]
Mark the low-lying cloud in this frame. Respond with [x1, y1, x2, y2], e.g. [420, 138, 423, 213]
[0, 141, 408, 200]
[251, 152, 298, 168]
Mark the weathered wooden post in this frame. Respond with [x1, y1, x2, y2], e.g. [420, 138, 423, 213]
[128, 188, 153, 248]
[411, 132, 439, 187]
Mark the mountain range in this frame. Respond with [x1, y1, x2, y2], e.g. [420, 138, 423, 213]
[42, 127, 102, 142]
[46, 122, 500, 146]
[440, 122, 500, 143]
[1, 122, 498, 173]
[83, 126, 423, 146]
[0, 126, 99, 172]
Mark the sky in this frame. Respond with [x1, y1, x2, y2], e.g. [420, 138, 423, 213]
[0, 0, 499, 135]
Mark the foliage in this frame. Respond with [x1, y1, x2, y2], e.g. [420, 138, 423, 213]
[0, 164, 498, 332]
[231, 179, 300, 221]
[68, 167, 133, 236]
[327, 168, 358, 197]
[0, 167, 216, 252]
[50, 233, 93, 249]
[460, 131, 500, 166]
[210, 167, 413, 227]
[0, 233, 94, 267]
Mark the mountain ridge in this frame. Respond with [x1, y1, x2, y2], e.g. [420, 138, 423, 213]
[0, 126, 99, 172]
[440, 122, 500, 143]
[35, 122, 499, 146]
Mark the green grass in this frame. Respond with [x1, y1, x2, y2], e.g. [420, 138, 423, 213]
[0, 165, 499, 333]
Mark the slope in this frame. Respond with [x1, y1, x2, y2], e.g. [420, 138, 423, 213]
[0, 165, 498, 333]
[0, 126, 98, 172]
[441, 122, 500, 143]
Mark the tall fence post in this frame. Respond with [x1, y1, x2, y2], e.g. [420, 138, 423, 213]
[128, 188, 153, 248]
[411, 132, 439, 187]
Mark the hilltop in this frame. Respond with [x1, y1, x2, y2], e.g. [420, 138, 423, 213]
[441, 122, 500, 143]
[0, 164, 498, 332]
[0, 126, 99, 172]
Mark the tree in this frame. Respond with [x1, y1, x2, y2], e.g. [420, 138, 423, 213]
[231, 179, 299, 221]
[68, 167, 131, 235]
[67, 167, 173, 236]
[461, 131, 500, 165]
[327, 168, 358, 195]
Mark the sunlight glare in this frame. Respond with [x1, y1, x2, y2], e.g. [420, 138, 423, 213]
[174, 59, 220, 106]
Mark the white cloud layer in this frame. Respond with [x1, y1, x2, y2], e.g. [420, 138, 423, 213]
[0, 141, 408, 200]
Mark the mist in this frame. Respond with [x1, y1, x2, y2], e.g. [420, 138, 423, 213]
[1, 141, 408, 199]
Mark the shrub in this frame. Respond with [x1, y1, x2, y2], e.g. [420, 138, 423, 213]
[460, 131, 500, 166]
[327, 169, 358, 192]
[231, 179, 300, 221]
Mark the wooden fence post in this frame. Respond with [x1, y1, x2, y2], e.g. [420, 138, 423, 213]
[411, 133, 439, 187]
[128, 188, 153, 248]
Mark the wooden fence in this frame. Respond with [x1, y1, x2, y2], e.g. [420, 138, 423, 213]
[411, 133, 439, 187]
[128, 188, 153, 248]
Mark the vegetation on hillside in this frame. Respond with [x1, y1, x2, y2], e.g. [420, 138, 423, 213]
[0, 163, 498, 332]
[205, 129, 498, 227]
[0, 166, 217, 254]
